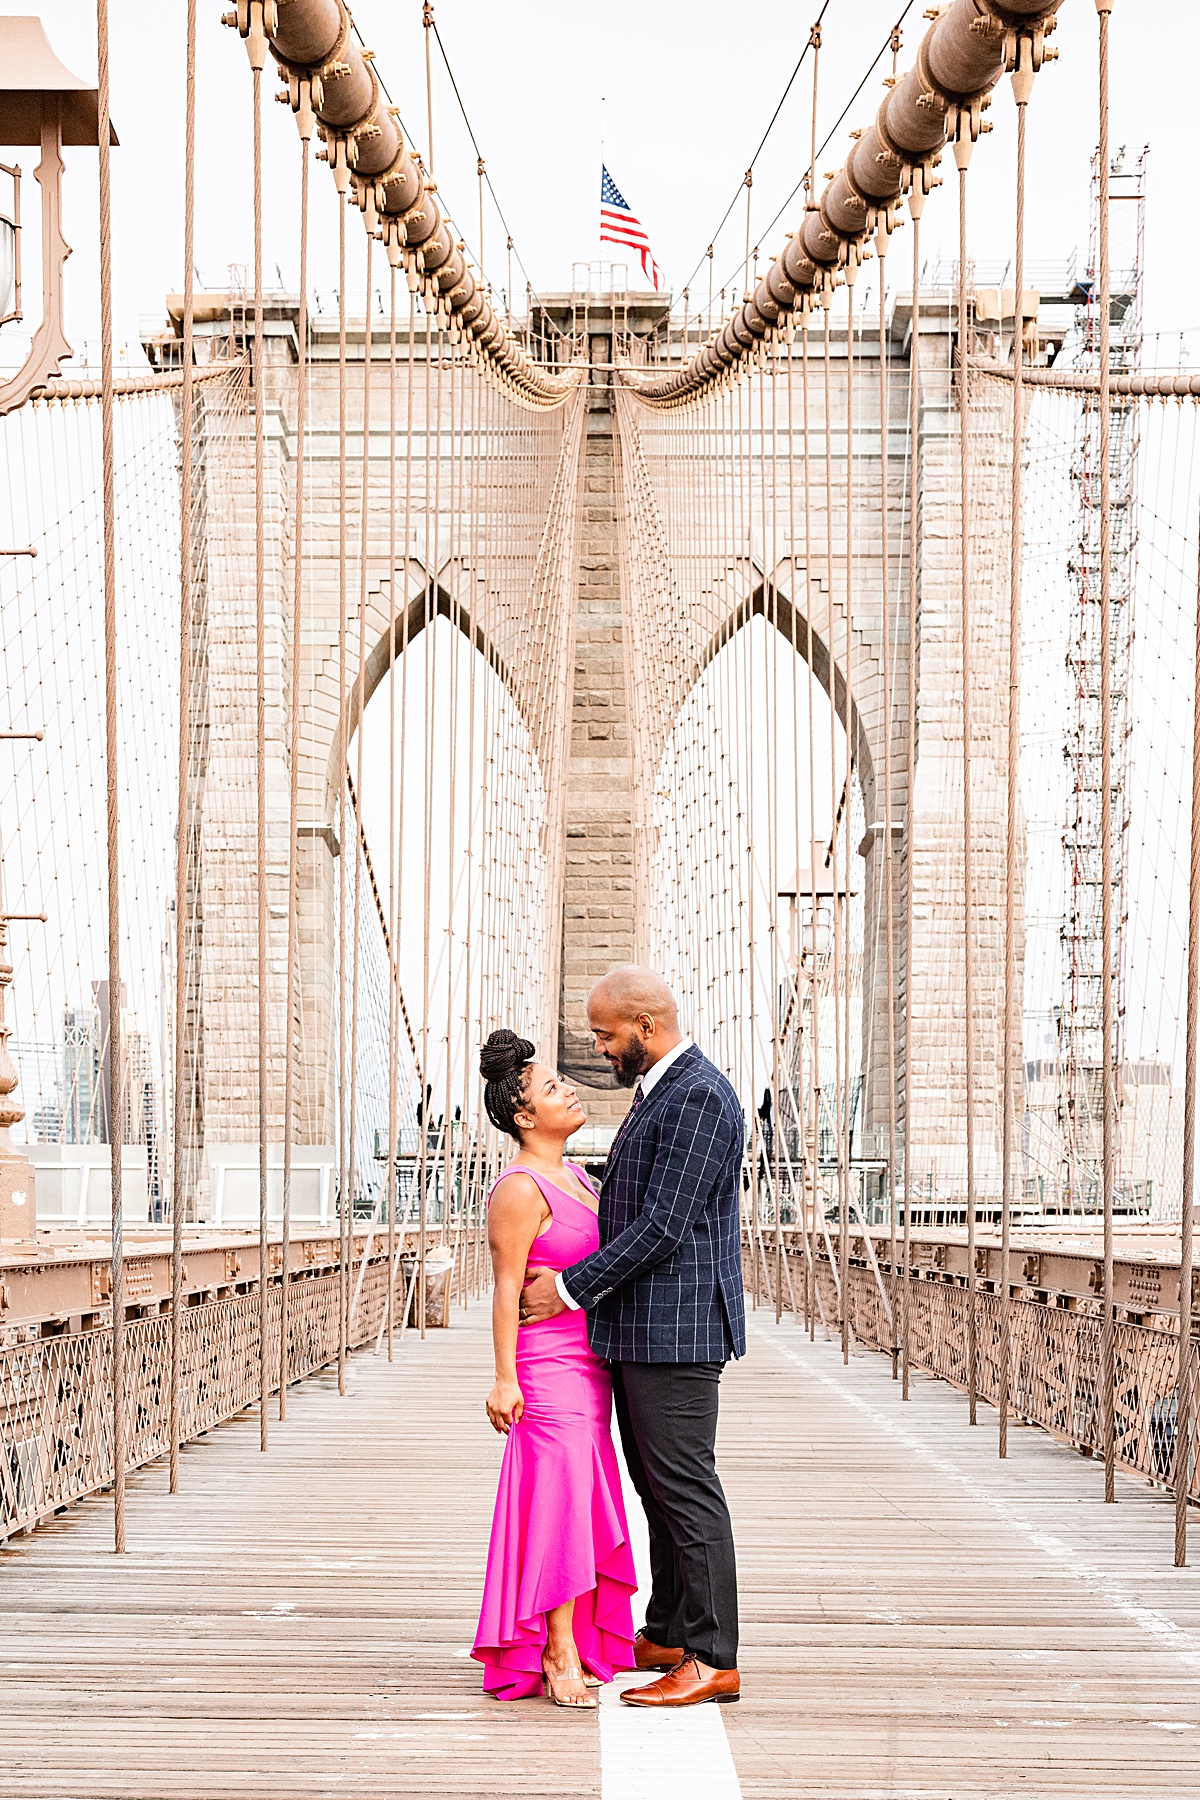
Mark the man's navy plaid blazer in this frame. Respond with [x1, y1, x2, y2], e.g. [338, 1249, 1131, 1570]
[561, 1043, 747, 1363]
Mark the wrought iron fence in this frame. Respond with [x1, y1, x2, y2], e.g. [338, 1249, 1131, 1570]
[759, 1247, 1199, 1502]
[0, 1254, 408, 1540]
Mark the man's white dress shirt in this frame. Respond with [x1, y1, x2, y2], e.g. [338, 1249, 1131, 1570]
[555, 1037, 694, 1311]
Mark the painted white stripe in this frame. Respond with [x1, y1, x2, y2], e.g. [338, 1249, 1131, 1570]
[601, 1414, 743, 1799]
[753, 1320, 1200, 1672]
[599, 1675, 742, 1799]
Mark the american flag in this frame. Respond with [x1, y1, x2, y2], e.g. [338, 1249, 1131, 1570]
[600, 166, 662, 292]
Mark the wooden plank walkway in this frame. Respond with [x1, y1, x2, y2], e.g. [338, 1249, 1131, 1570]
[2, 1300, 1199, 1798]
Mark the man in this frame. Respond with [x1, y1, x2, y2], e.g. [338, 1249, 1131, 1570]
[520, 966, 745, 1707]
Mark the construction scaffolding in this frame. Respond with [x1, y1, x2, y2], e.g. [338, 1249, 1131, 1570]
[1058, 148, 1147, 1213]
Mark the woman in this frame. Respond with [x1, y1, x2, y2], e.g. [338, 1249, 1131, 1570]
[471, 1029, 637, 1707]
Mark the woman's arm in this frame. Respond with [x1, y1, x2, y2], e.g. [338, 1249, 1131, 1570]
[486, 1172, 549, 1434]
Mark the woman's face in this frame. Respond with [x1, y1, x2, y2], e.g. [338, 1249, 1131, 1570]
[516, 1063, 586, 1140]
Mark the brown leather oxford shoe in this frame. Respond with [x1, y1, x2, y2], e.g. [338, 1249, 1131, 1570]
[621, 1652, 740, 1707]
[633, 1629, 684, 1672]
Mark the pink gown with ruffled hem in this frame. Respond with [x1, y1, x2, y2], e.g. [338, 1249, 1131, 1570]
[472, 1162, 637, 1700]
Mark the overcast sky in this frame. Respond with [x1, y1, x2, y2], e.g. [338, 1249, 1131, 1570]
[10, 1, 1200, 357]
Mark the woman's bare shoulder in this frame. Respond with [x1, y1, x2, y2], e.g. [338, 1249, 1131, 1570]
[489, 1169, 545, 1213]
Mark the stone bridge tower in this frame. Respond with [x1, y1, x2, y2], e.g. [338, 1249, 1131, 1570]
[159, 287, 1014, 1202]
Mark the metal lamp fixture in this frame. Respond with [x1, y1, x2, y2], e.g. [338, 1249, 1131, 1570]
[0, 15, 117, 418]
[0, 163, 19, 325]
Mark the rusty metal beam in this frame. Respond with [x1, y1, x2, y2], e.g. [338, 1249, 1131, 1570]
[0, 1227, 384, 1333]
[760, 1223, 1198, 1326]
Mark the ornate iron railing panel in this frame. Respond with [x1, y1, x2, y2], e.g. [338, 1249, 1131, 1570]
[768, 1253, 1199, 1502]
[0, 1257, 404, 1540]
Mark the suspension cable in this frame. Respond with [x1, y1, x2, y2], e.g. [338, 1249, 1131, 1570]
[97, 0, 126, 1554]
[280, 103, 312, 1421]
[345, 229, 374, 1371]
[1000, 59, 1033, 1462]
[709, 3, 918, 303]
[956, 136, 979, 1424]
[841, 265, 858, 1364]
[678, 4, 832, 298]
[876, 220, 900, 1377]
[901, 201, 921, 1401]
[336, 194, 349, 1397]
[170, 0, 197, 1493]
[1178, 375, 1200, 1573]
[385, 262, 399, 1360]
[1096, 0, 1117, 1507]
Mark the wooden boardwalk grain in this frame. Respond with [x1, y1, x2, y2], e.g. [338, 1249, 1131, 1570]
[2, 1300, 1199, 1798]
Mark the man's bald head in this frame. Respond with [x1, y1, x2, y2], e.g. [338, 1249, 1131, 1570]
[590, 965, 679, 1027]
[587, 965, 682, 1088]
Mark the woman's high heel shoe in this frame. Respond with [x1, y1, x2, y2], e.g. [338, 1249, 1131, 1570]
[541, 1658, 600, 1709]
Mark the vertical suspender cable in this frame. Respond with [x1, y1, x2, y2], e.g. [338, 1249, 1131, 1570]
[768, 330, 785, 1321]
[346, 233, 374, 1349]
[252, 50, 270, 1454]
[1095, 0, 1117, 1505]
[876, 227, 900, 1374]
[801, 314, 820, 1337]
[842, 266, 857, 1363]
[397, 284, 417, 1331]
[96, 0, 125, 1552]
[955, 140, 979, 1423]
[395, 284, 418, 1322]
[170, 0, 197, 1492]
[1001, 57, 1032, 1460]
[902, 203, 922, 1400]
[823, 299, 846, 1350]
[281, 121, 311, 1418]
[418, 299, 433, 1336]
[424, 2, 436, 178]
[783, 328, 804, 1324]
[1177, 441, 1200, 1568]
[337, 198, 349, 1395]
[441, 339, 459, 1279]
[385, 263, 398, 1361]
[804, 13, 824, 1336]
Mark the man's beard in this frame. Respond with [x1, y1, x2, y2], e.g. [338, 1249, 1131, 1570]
[611, 1038, 652, 1088]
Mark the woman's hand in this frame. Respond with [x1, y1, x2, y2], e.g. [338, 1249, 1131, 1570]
[486, 1377, 524, 1435]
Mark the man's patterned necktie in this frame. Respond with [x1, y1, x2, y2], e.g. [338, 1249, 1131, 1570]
[609, 1081, 644, 1155]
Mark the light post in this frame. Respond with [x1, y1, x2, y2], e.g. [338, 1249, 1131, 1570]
[0, 15, 116, 416]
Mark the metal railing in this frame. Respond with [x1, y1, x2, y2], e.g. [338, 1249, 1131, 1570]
[754, 1241, 1199, 1503]
[0, 1250, 423, 1541]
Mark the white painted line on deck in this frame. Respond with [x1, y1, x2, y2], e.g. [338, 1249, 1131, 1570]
[599, 1674, 742, 1799]
[603, 1405, 743, 1799]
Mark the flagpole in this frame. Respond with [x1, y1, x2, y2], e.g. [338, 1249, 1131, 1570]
[599, 94, 606, 292]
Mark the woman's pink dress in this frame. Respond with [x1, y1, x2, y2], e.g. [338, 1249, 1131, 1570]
[472, 1162, 637, 1700]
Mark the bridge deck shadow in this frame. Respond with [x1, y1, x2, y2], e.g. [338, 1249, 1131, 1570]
[1, 1301, 1197, 1798]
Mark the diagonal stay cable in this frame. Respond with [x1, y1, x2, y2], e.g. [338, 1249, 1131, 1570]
[678, 0, 834, 298]
[711, 0, 917, 301]
[345, 15, 489, 307]
[352, 9, 562, 336]
[429, 19, 549, 318]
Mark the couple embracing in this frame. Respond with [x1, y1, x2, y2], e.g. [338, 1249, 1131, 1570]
[471, 966, 745, 1709]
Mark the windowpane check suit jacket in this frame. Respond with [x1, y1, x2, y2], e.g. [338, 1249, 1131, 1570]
[560, 1044, 747, 1363]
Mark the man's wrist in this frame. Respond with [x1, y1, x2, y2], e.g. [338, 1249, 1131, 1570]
[555, 1271, 582, 1311]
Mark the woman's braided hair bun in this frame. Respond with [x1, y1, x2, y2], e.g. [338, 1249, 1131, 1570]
[480, 1029, 536, 1138]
